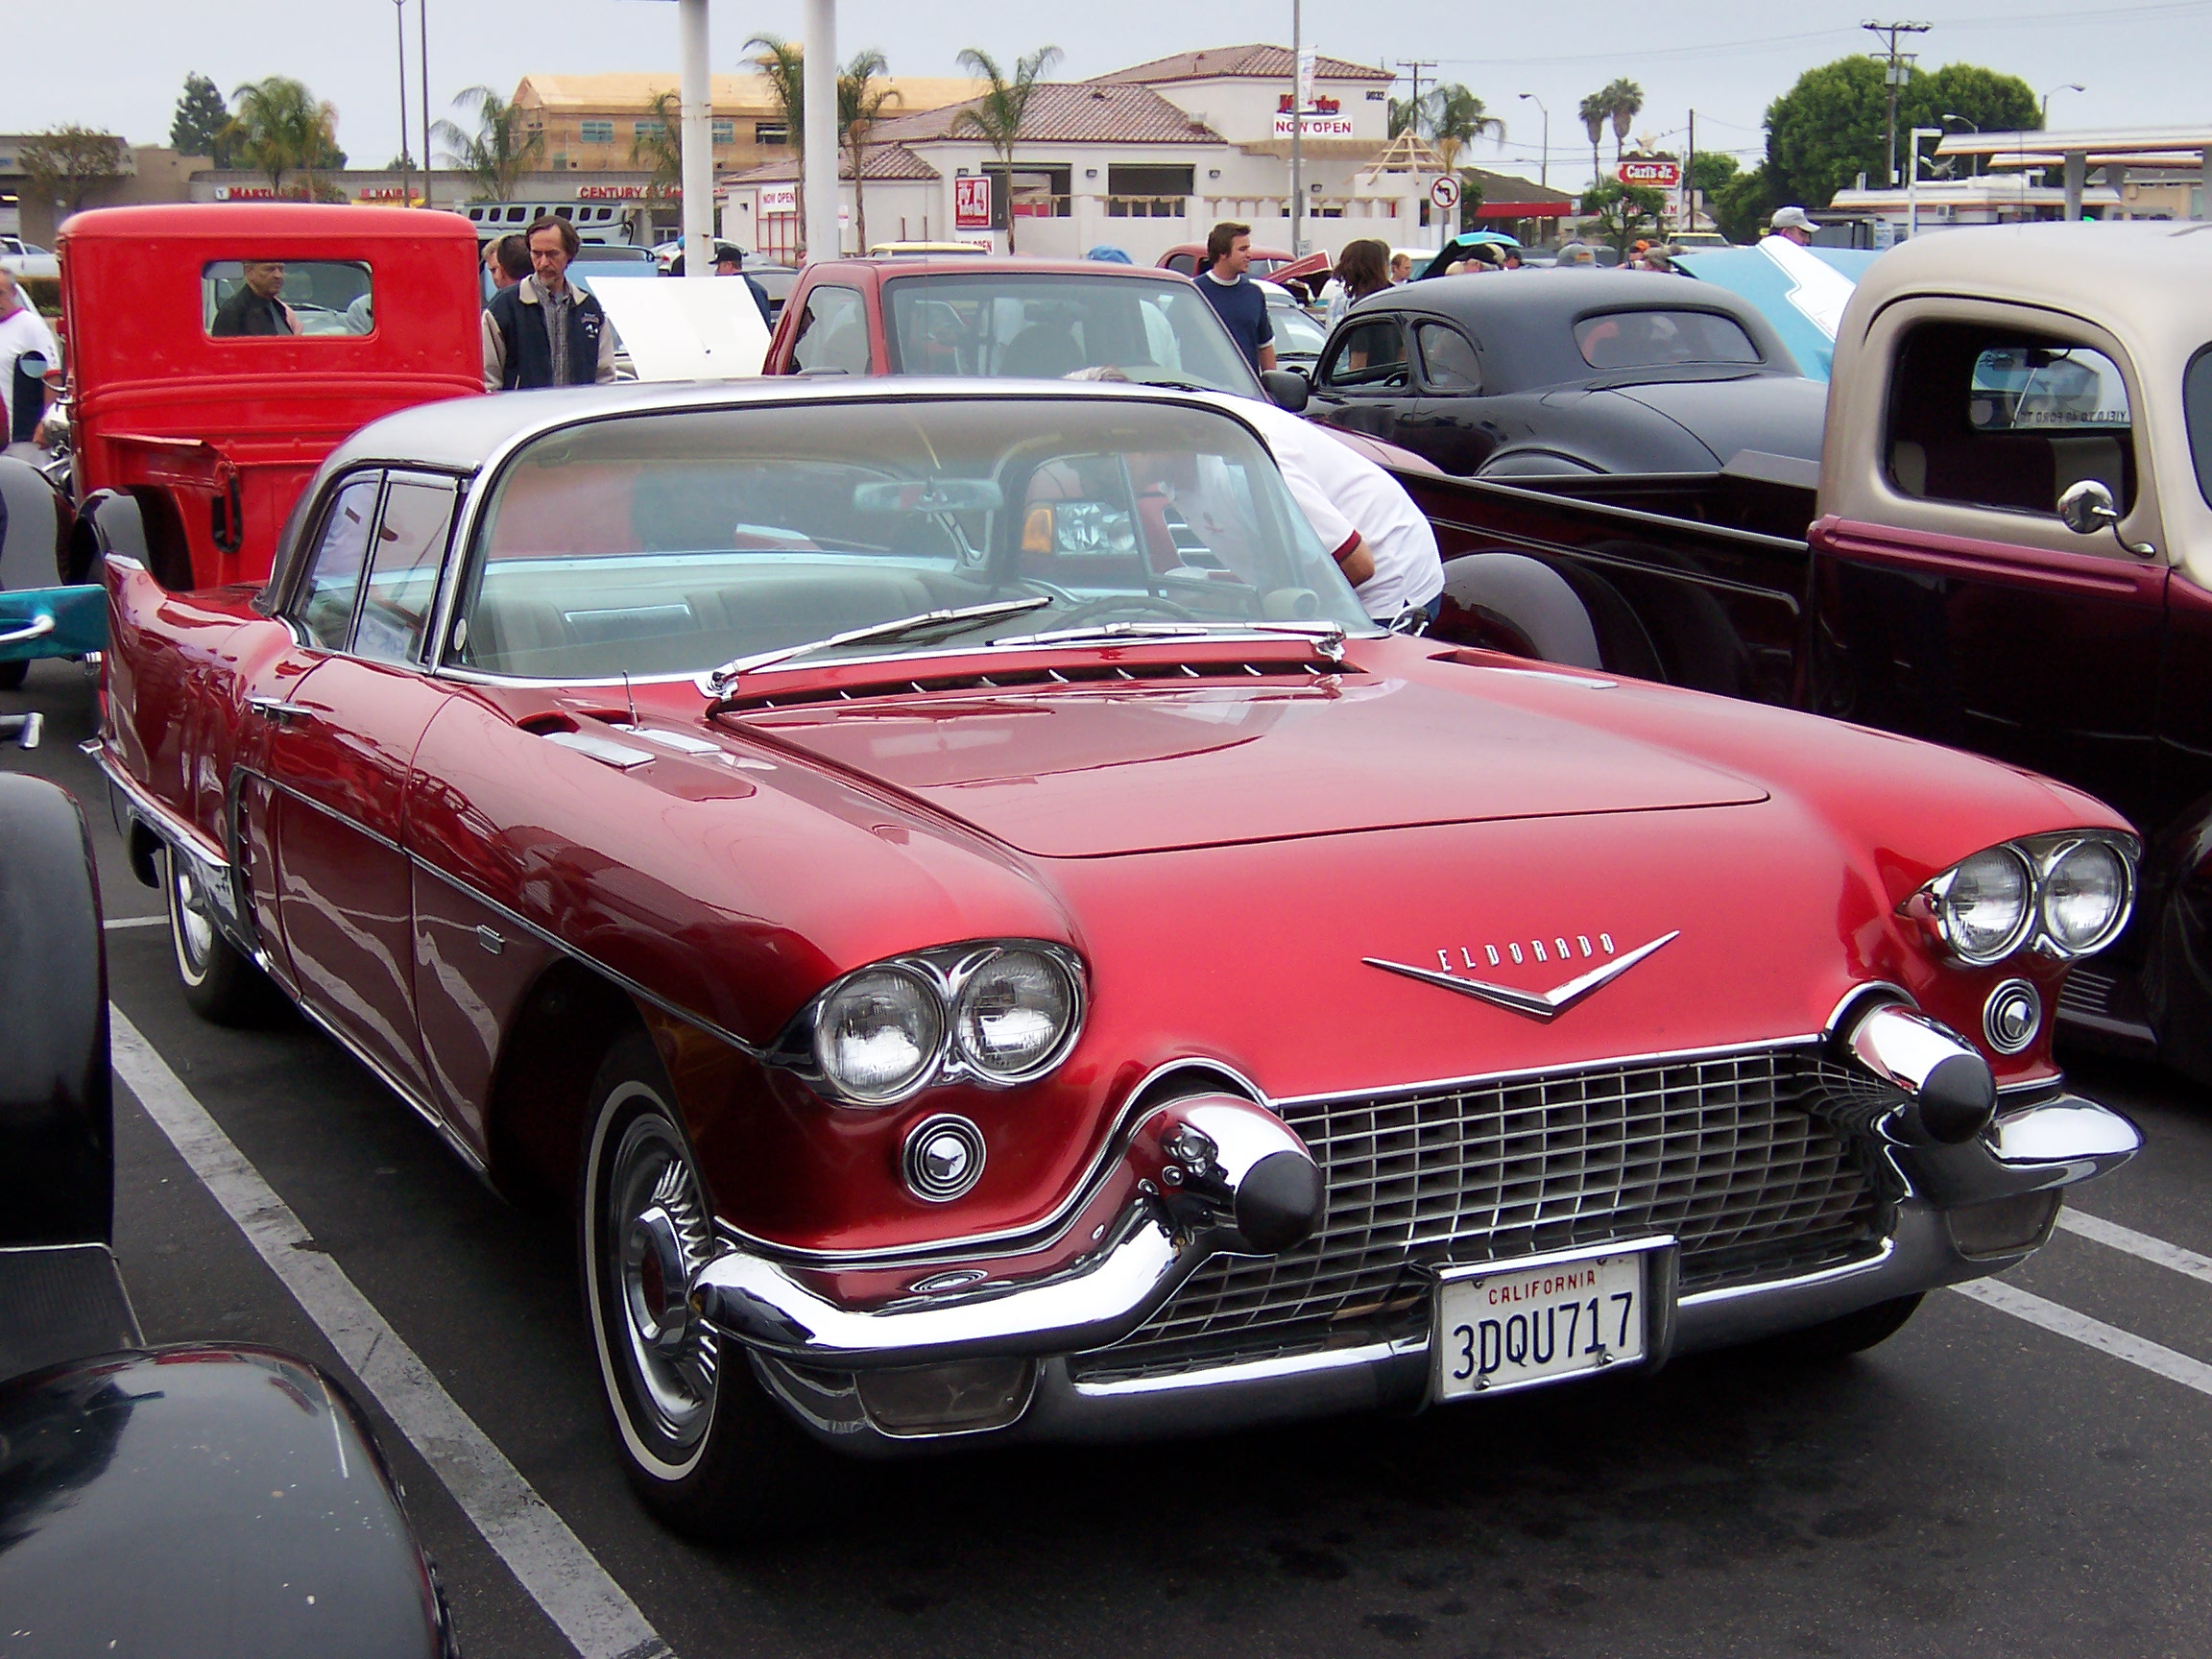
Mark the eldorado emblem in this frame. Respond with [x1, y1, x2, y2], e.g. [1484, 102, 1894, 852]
[1362, 931, 1679, 1022]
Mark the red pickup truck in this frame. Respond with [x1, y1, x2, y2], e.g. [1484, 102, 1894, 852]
[1367, 223, 2212, 1077]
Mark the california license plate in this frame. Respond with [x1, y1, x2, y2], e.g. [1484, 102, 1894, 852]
[1432, 1242, 1665, 1402]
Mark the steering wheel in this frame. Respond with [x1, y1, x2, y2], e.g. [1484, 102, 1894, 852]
[1050, 593, 1201, 627]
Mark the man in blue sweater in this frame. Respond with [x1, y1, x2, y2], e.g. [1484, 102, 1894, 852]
[1194, 221, 1276, 374]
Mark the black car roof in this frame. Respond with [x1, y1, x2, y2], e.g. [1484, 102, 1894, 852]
[1349, 269, 1804, 390]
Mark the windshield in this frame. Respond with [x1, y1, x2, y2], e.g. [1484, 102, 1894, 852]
[1269, 301, 1328, 359]
[453, 396, 1369, 681]
[881, 274, 1262, 396]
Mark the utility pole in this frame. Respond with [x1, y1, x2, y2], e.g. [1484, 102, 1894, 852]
[1397, 59, 1437, 136]
[1862, 19, 1930, 189]
[1685, 109, 1695, 231]
[1290, 0, 1303, 257]
[419, 0, 433, 209]
[393, 0, 412, 207]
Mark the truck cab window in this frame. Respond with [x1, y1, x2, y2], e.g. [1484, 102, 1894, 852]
[204, 260, 375, 339]
[788, 285, 868, 374]
[1886, 322, 2135, 518]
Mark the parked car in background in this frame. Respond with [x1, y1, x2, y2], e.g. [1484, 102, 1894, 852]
[1389, 223, 2212, 1078]
[1158, 241, 1294, 278]
[1307, 268, 1823, 481]
[59, 204, 483, 591]
[0, 773, 456, 1656]
[97, 374, 2141, 1539]
[1259, 277, 1328, 372]
[0, 235, 60, 280]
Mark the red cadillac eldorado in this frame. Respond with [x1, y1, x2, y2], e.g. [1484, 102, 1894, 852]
[93, 378, 2141, 1539]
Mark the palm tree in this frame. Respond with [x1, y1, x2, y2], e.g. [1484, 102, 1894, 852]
[839, 49, 902, 257]
[1577, 91, 1608, 188]
[950, 45, 1062, 252]
[631, 88, 684, 205]
[431, 85, 544, 202]
[228, 77, 339, 196]
[1422, 84, 1504, 174]
[746, 34, 806, 229]
[1601, 77, 1645, 164]
[1388, 96, 1421, 140]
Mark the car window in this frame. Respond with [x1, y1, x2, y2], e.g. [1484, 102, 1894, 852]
[204, 260, 375, 338]
[1886, 321, 2137, 517]
[787, 284, 869, 374]
[353, 478, 455, 665]
[295, 476, 381, 649]
[452, 397, 1370, 681]
[1416, 322, 1482, 392]
[1269, 301, 1328, 360]
[2187, 347, 2212, 511]
[881, 273, 1260, 397]
[1319, 318, 1410, 391]
[1572, 309, 1760, 370]
[1164, 252, 1197, 276]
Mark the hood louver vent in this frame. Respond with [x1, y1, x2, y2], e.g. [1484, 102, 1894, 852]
[714, 656, 1354, 714]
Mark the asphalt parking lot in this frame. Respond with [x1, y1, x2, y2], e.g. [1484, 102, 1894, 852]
[12, 655, 2212, 1659]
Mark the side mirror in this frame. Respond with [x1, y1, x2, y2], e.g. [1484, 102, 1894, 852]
[2056, 479, 2157, 557]
[1261, 369, 1310, 414]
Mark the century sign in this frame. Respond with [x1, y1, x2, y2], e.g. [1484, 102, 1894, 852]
[1617, 159, 1682, 187]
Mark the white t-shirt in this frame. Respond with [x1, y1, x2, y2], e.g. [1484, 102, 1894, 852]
[0, 302, 60, 437]
[1236, 397, 1445, 620]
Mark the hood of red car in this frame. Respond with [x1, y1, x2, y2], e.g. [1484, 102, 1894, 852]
[739, 671, 1767, 857]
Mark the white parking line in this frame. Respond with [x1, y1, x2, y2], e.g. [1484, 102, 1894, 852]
[1953, 1279, 2212, 1401]
[108, 1004, 677, 1659]
[102, 914, 167, 930]
[2058, 1208, 2212, 1287]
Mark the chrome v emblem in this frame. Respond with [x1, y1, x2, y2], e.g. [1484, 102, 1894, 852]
[1362, 931, 1680, 1022]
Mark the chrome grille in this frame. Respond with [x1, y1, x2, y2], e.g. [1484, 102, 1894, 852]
[1073, 1046, 1880, 1383]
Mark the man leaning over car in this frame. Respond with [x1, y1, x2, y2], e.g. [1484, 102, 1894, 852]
[482, 214, 618, 391]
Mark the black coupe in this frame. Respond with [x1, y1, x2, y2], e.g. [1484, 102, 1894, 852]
[1305, 270, 1827, 480]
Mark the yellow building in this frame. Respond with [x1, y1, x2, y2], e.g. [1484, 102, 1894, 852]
[510, 73, 985, 178]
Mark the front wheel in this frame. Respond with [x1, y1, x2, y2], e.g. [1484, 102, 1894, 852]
[580, 1030, 832, 1541]
[165, 844, 270, 1024]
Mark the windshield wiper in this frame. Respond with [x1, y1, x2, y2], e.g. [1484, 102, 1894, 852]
[989, 618, 1351, 662]
[703, 595, 1052, 692]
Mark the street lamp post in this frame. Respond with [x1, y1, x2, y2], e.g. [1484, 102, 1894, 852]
[419, 0, 433, 209]
[2041, 83, 2084, 126]
[1940, 113, 1978, 180]
[1906, 126, 1941, 239]
[393, 0, 412, 207]
[1518, 93, 1548, 190]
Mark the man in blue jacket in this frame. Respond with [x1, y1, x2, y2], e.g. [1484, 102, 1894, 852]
[481, 215, 618, 391]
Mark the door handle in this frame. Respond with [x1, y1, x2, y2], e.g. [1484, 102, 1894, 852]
[248, 696, 315, 725]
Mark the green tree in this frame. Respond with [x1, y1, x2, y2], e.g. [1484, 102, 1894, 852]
[431, 85, 544, 202]
[1577, 91, 1607, 186]
[746, 34, 807, 228]
[1600, 77, 1645, 163]
[1688, 152, 1740, 197]
[839, 49, 902, 255]
[1578, 178, 1667, 255]
[1455, 171, 1486, 232]
[1713, 164, 1780, 244]
[1760, 56, 2038, 210]
[630, 88, 684, 204]
[170, 72, 233, 165]
[228, 77, 343, 195]
[1422, 84, 1504, 174]
[950, 45, 1062, 252]
[19, 126, 130, 216]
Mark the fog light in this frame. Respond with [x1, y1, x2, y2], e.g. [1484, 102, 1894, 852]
[902, 1114, 985, 1202]
[1946, 1191, 2061, 1258]
[1984, 979, 2042, 1055]
[855, 1357, 1037, 1435]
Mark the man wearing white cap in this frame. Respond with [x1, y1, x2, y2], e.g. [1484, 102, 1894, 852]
[1766, 205, 1816, 247]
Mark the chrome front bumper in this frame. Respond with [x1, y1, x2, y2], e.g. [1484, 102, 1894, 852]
[697, 1074, 2138, 1455]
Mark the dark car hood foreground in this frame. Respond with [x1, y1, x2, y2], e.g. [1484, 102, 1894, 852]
[742, 667, 1767, 857]
[1605, 373, 1830, 469]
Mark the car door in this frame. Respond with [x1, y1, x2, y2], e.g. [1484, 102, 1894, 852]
[1406, 317, 1500, 475]
[267, 471, 459, 1109]
[1809, 302, 2165, 830]
[1308, 313, 1422, 451]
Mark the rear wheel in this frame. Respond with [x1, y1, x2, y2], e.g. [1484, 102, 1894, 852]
[580, 1030, 831, 1540]
[1765, 1292, 1925, 1361]
[164, 844, 269, 1023]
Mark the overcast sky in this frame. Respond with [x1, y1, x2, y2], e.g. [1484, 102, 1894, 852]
[18, 0, 2209, 183]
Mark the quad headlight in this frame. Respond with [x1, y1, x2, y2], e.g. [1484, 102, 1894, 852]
[1911, 831, 2137, 966]
[793, 941, 1087, 1106]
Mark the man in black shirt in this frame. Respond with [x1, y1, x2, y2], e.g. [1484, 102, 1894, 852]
[209, 261, 298, 336]
[1193, 221, 1275, 374]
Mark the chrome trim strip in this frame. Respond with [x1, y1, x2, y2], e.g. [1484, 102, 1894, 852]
[288, 994, 488, 1175]
[1068, 1336, 1423, 1400]
[1676, 1236, 1899, 1309]
[254, 773, 405, 855]
[1268, 1032, 1825, 1109]
[92, 744, 228, 867]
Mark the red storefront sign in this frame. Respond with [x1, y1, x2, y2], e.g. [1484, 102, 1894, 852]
[955, 175, 993, 229]
[1617, 159, 1681, 187]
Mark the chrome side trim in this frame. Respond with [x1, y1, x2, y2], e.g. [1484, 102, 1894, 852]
[1069, 1335, 1424, 1400]
[252, 772, 405, 855]
[288, 994, 488, 1175]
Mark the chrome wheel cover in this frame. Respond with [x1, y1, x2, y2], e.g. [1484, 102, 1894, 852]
[169, 851, 215, 976]
[603, 1112, 720, 1451]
